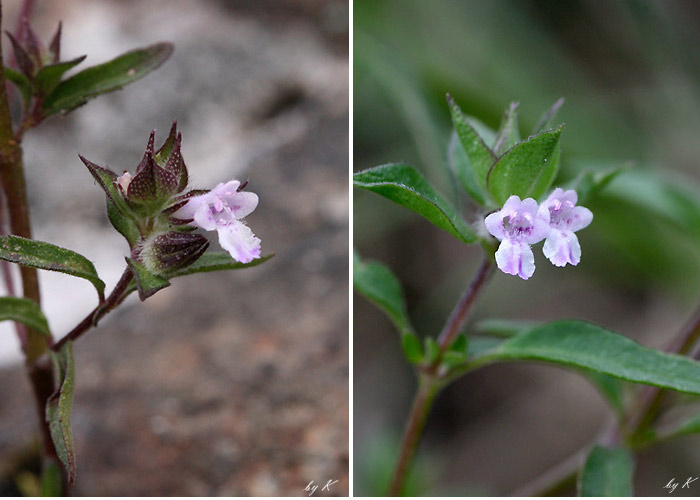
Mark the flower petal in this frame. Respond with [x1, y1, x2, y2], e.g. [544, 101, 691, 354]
[569, 206, 593, 232]
[495, 239, 536, 280]
[500, 195, 523, 217]
[543, 229, 581, 267]
[225, 191, 259, 219]
[216, 221, 261, 263]
[484, 211, 505, 240]
[192, 201, 218, 231]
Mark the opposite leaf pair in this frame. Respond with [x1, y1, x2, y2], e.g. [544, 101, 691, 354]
[485, 188, 592, 279]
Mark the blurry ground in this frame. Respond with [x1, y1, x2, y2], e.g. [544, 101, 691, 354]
[0, 0, 348, 496]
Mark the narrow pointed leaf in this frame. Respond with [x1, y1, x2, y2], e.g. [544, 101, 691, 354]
[0, 236, 105, 301]
[42, 42, 173, 115]
[532, 98, 565, 135]
[46, 342, 76, 484]
[0, 296, 50, 336]
[493, 102, 520, 155]
[469, 320, 700, 395]
[487, 126, 563, 205]
[353, 163, 478, 243]
[34, 55, 87, 95]
[126, 257, 170, 301]
[80, 155, 133, 217]
[6, 32, 34, 77]
[3, 66, 32, 107]
[167, 252, 274, 278]
[579, 446, 633, 497]
[447, 95, 496, 198]
[448, 130, 486, 205]
[353, 250, 413, 336]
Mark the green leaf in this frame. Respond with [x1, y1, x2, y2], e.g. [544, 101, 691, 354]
[566, 162, 631, 204]
[167, 252, 274, 278]
[34, 55, 87, 96]
[531, 98, 564, 135]
[472, 319, 624, 412]
[401, 333, 423, 364]
[447, 95, 496, 201]
[487, 126, 563, 205]
[585, 370, 625, 415]
[3, 66, 32, 107]
[449, 334, 468, 354]
[579, 446, 633, 497]
[493, 102, 520, 155]
[0, 296, 50, 336]
[353, 250, 413, 336]
[0, 235, 105, 301]
[473, 318, 540, 338]
[659, 413, 700, 441]
[107, 199, 140, 247]
[79, 156, 133, 218]
[353, 163, 478, 243]
[46, 342, 76, 485]
[126, 257, 170, 301]
[424, 337, 441, 364]
[40, 459, 63, 496]
[469, 320, 700, 395]
[447, 130, 486, 205]
[42, 42, 173, 115]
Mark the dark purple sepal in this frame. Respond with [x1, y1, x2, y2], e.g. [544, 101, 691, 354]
[152, 231, 209, 272]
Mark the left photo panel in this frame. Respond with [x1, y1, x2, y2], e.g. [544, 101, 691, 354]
[0, 0, 349, 496]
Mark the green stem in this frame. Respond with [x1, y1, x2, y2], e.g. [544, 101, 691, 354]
[388, 375, 441, 496]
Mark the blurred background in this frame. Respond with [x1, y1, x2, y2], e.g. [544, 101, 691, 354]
[0, 0, 348, 495]
[355, 0, 700, 496]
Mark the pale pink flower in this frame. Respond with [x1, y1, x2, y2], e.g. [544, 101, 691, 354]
[541, 188, 593, 267]
[173, 180, 261, 263]
[485, 195, 550, 280]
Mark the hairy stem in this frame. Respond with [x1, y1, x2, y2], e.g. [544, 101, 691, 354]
[52, 267, 134, 351]
[388, 375, 441, 496]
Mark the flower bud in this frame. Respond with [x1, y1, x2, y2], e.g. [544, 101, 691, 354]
[138, 231, 209, 274]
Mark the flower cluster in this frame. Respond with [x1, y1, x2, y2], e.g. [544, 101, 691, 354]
[81, 122, 261, 278]
[484, 188, 592, 279]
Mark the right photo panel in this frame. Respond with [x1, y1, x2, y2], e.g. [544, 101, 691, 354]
[354, 0, 700, 496]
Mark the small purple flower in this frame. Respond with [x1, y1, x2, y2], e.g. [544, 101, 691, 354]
[173, 180, 261, 263]
[541, 188, 593, 267]
[485, 195, 550, 279]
